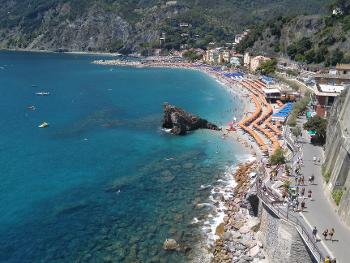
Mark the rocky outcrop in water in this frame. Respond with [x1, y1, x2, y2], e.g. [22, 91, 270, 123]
[162, 103, 221, 135]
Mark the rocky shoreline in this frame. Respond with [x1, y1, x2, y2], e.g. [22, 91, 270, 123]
[210, 162, 267, 263]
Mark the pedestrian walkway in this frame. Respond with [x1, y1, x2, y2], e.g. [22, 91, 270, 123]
[256, 114, 350, 263]
[297, 117, 350, 263]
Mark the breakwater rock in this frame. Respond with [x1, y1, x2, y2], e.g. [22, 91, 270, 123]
[162, 103, 221, 135]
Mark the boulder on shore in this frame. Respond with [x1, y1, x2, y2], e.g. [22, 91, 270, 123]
[163, 238, 180, 251]
[162, 103, 221, 135]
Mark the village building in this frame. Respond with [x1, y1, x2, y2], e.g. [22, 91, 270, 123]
[222, 50, 231, 63]
[234, 34, 244, 44]
[313, 64, 350, 117]
[244, 52, 251, 68]
[250, 56, 271, 72]
[179, 23, 190, 28]
[244, 53, 271, 72]
[230, 56, 241, 67]
[159, 32, 166, 45]
[165, 1, 177, 6]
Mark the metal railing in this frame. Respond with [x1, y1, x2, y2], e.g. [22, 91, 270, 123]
[256, 170, 325, 262]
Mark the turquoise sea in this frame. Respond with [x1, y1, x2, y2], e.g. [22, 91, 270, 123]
[0, 51, 246, 263]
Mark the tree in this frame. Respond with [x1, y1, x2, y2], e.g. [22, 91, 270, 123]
[291, 126, 302, 138]
[303, 116, 328, 144]
[182, 50, 202, 62]
[287, 37, 312, 60]
[270, 148, 286, 165]
[257, 59, 277, 74]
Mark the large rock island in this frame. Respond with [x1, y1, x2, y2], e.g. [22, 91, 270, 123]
[162, 103, 221, 135]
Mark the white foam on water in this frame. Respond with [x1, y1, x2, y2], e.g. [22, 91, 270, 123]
[201, 153, 254, 245]
[200, 184, 212, 190]
[196, 203, 215, 208]
[161, 128, 172, 133]
[191, 217, 200, 224]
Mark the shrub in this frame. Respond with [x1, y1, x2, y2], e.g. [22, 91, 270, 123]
[282, 180, 291, 192]
[323, 170, 331, 183]
[303, 116, 328, 144]
[332, 189, 344, 205]
[182, 50, 202, 62]
[291, 126, 302, 137]
[257, 59, 277, 74]
[287, 95, 310, 126]
[270, 148, 286, 165]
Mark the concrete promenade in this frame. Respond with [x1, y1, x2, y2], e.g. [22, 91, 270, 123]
[296, 117, 350, 263]
[258, 114, 350, 262]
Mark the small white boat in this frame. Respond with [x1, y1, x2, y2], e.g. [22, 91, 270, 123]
[38, 122, 49, 128]
[27, 105, 36, 110]
[35, 92, 50, 96]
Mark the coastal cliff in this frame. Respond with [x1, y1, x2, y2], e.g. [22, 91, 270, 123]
[323, 88, 350, 227]
[162, 103, 220, 135]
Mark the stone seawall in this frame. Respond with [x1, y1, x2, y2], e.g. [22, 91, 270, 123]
[323, 88, 350, 227]
[257, 202, 314, 263]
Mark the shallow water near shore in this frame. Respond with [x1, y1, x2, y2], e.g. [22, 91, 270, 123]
[0, 51, 246, 262]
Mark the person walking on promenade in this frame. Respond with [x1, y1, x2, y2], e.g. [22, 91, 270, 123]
[329, 228, 335, 241]
[331, 258, 337, 263]
[322, 229, 328, 240]
[312, 226, 318, 241]
[301, 175, 305, 185]
[324, 256, 330, 263]
[309, 174, 315, 185]
[308, 189, 313, 200]
[301, 187, 305, 197]
[301, 199, 306, 212]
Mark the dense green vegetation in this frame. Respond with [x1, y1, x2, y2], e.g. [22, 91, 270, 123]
[257, 59, 277, 74]
[182, 50, 203, 62]
[270, 148, 286, 165]
[0, 0, 329, 52]
[237, 0, 350, 66]
[291, 126, 302, 138]
[321, 164, 332, 183]
[303, 116, 328, 144]
[287, 94, 311, 127]
[332, 188, 344, 205]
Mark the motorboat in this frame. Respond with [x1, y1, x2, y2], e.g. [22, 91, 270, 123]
[38, 122, 49, 128]
[35, 92, 50, 96]
[27, 105, 36, 110]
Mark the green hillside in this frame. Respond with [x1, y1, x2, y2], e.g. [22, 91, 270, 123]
[0, 0, 330, 53]
[237, 0, 350, 66]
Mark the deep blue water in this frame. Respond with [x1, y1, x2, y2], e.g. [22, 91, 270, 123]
[0, 51, 245, 263]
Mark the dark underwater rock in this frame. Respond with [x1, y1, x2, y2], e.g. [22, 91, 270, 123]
[162, 103, 221, 135]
